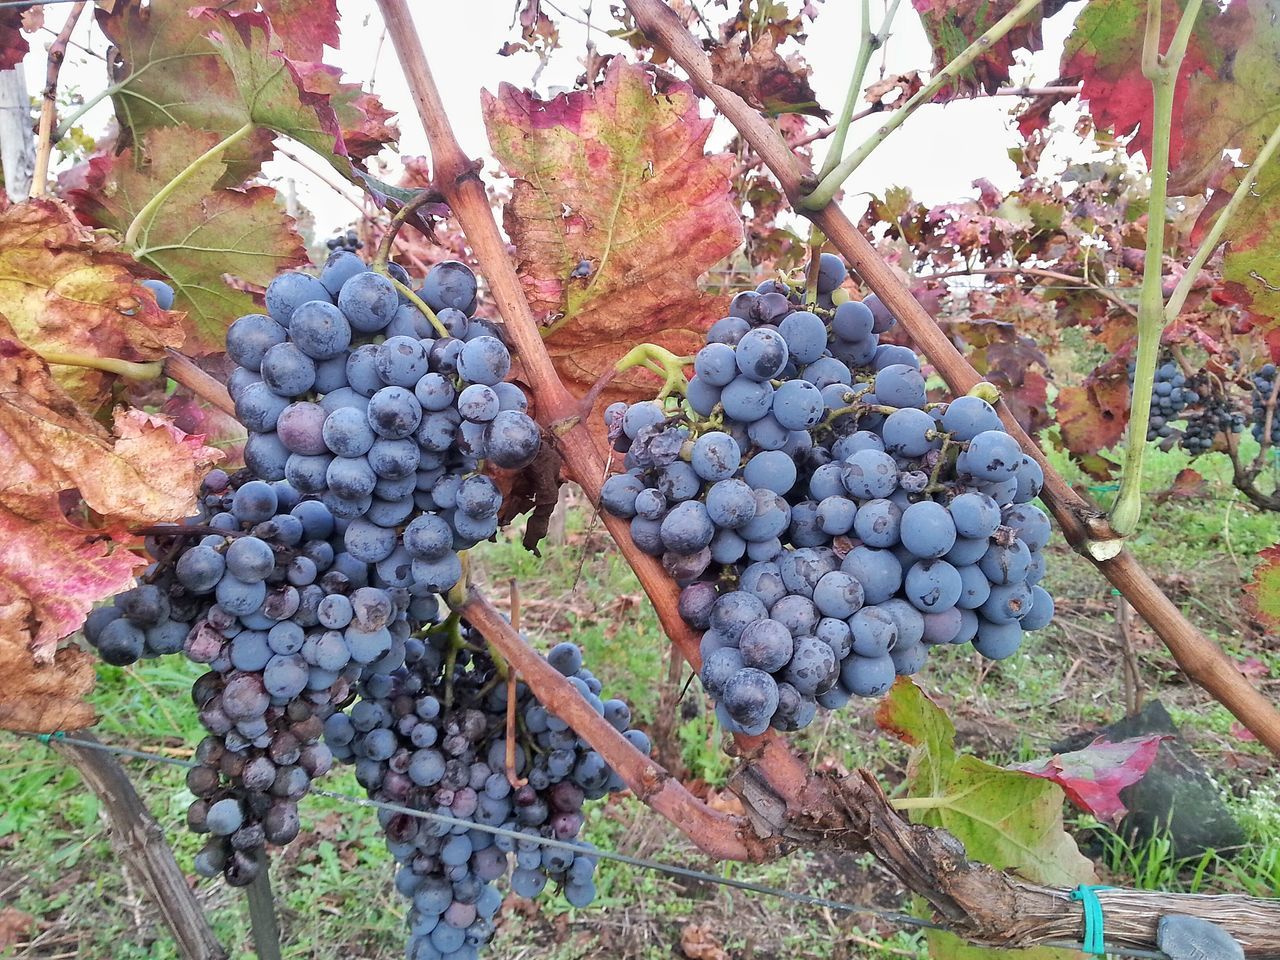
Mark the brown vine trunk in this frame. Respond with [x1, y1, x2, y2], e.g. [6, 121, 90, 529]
[54, 734, 228, 960]
[737, 767, 1280, 957]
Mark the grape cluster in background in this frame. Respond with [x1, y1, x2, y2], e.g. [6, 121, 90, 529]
[1251, 363, 1280, 446]
[601, 253, 1055, 736]
[86, 253, 634, 959]
[1130, 354, 1280, 456]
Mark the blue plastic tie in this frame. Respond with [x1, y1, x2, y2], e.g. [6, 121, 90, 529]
[1072, 884, 1114, 956]
[35, 731, 65, 744]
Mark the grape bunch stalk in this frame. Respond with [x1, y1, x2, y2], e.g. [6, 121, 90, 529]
[325, 629, 649, 959]
[601, 253, 1054, 736]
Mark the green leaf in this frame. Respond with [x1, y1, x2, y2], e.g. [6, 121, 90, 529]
[198, 8, 349, 179]
[877, 678, 1097, 887]
[96, 0, 274, 183]
[68, 126, 308, 353]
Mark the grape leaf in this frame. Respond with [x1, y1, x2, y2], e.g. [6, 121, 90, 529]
[709, 31, 828, 118]
[1172, 0, 1280, 194]
[0, 10, 28, 70]
[292, 61, 399, 163]
[912, 0, 1048, 97]
[482, 59, 742, 410]
[0, 326, 222, 730]
[255, 0, 339, 60]
[1246, 543, 1280, 630]
[877, 678, 1097, 887]
[69, 126, 309, 354]
[1214, 160, 1280, 329]
[1057, 0, 1215, 188]
[1011, 736, 1168, 824]
[197, 8, 349, 178]
[96, 0, 276, 184]
[1055, 373, 1130, 456]
[0, 199, 186, 406]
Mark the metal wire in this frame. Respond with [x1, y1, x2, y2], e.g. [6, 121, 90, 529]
[0, 0, 84, 8]
[16, 731, 1171, 959]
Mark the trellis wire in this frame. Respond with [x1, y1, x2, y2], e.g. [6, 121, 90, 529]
[17, 731, 1171, 960]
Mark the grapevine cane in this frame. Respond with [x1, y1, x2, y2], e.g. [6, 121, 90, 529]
[1110, 0, 1205, 537]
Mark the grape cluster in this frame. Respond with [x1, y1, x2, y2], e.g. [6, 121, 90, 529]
[326, 229, 364, 253]
[87, 254, 544, 890]
[326, 632, 646, 959]
[600, 267, 1053, 735]
[86, 468, 427, 884]
[228, 252, 539, 599]
[1179, 389, 1244, 454]
[1251, 363, 1280, 445]
[1136, 360, 1198, 441]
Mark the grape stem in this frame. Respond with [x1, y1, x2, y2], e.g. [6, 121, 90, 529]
[383, 274, 450, 339]
[1108, 0, 1204, 537]
[370, 186, 447, 273]
[123, 122, 255, 249]
[614, 343, 693, 399]
[36, 349, 163, 381]
[803, 224, 825, 304]
[800, 0, 1044, 210]
[814, 0, 904, 182]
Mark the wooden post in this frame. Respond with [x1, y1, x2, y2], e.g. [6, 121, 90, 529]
[0, 67, 35, 201]
[54, 733, 228, 960]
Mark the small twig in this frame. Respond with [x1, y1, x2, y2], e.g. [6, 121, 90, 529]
[925, 265, 1138, 318]
[1116, 594, 1144, 716]
[802, 0, 1045, 209]
[30, 1, 85, 198]
[163, 348, 235, 417]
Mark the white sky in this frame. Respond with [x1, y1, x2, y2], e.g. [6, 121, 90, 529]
[22, 0, 1089, 237]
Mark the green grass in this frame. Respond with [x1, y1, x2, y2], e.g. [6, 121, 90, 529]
[3, 444, 1276, 958]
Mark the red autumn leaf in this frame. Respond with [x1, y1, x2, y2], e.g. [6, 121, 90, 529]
[912, 0, 1048, 97]
[1011, 735, 1168, 824]
[1057, 0, 1214, 188]
[709, 31, 828, 118]
[255, 0, 339, 60]
[1155, 467, 1207, 501]
[1055, 374, 1130, 456]
[1231, 723, 1259, 742]
[96, 0, 276, 183]
[0, 10, 28, 70]
[1246, 543, 1280, 631]
[0, 328, 222, 731]
[68, 126, 309, 353]
[1172, 0, 1280, 194]
[0, 199, 186, 406]
[291, 61, 399, 163]
[482, 59, 742, 418]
